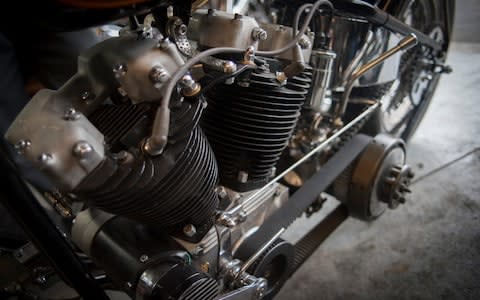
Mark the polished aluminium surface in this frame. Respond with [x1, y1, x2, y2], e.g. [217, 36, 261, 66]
[307, 49, 336, 112]
[258, 23, 313, 62]
[5, 89, 105, 190]
[189, 9, 262, 50]
[173, 183, 288, 276]
[5, 35, 187, 190]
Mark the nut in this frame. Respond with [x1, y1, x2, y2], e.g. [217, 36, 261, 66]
[73, 141, 93, 158]
[223, 61, 237, 74]
[200, 262, 210, 273]
[299, 36, 311, 49]
[149, 66, 169, 83]
[251, 27, 268, 41]
[63, 108, 80, 121]
[275, 71, 287, 86]
[183, 224, 197, 237]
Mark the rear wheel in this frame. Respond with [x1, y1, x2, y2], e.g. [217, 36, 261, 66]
[358, 0, 452, 141]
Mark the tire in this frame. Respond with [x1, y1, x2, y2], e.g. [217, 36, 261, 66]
[357, 0, 454, 142]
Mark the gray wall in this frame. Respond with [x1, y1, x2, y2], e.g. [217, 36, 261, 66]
[452, 0, 480, 42]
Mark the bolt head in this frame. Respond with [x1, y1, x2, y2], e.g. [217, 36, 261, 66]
[223, 61, 237, 74]
[73, 141, 93, 158]
[183, 224, 197, 237]
[275, 71, 287, 85]
[15, 139, 31, 153]
[252, 27, 268, 41]
[238, 171, 248, 183]
[139, 254, 149, 263]
[38, 153, 53, 164]
[216, 186, 228, 199]
[193, 245, 205, 256]
[299, 36, 311, 49]
[149, 66, 169, 83]
[64, 108, 80, 121]
[158, 38, 171, 49]
[180, 74, 201, 97]
[80, 91, 93, 101]
[200, 262, 210, 273]
[113, 63, 127, 78]
[234, 13, 243, 20]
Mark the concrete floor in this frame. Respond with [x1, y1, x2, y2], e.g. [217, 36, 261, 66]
[276, 2, 480, 299]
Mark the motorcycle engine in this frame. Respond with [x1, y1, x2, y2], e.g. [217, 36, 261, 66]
[5, 8, 318, 299]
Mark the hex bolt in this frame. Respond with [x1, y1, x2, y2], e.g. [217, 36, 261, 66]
[238, 171, 248, 183]
[422, 74, 433, 81]
[251, 27, 268, 41]
[38, 153, 53, 164]
[234, 13, 243, 20]
[180, 74, 201, 97]
[35, 275, 47, 286]
[15, 139, 31, 153]
[113, 63, 127, 78]
[183, 224, 197, 237]
[238, 210, 248, 222]
[223, 61, 237, 74]
[149, 66, 170, 83]
[275, 71, 287, 85]
[216, 186, 228, 199]
[193, 245, 205, 256]
[298, 36, 311, 49]
[158, 38, 171, 50]
[139, 254, 149, 263]
[73, 141, 93, 158]
[81, 91, 93, 101]
[64, 108, 80, 121]
[200, 262, 210, 273]
[270, 166, 277, 177]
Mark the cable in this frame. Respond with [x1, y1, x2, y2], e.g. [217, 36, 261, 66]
[411, 147, 480, 185]
[203, 64, 256, 93]
[145, 0, 334, 155]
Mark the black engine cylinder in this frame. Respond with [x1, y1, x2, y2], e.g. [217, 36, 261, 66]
[202, 61, 311, 191]
[77, 98, 218, 236]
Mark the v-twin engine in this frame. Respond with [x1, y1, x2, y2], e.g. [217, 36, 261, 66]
[4, 3, 417, 299]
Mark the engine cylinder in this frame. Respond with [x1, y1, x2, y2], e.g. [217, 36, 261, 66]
[77, 98, 219, 236]
[202, 60, 311, 191]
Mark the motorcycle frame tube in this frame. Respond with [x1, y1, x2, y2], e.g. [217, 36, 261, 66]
[334, 0, 442, 51]
[0, 139, 110, 300]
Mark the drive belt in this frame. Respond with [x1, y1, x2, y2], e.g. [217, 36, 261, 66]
[237, 134, 372, 255]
